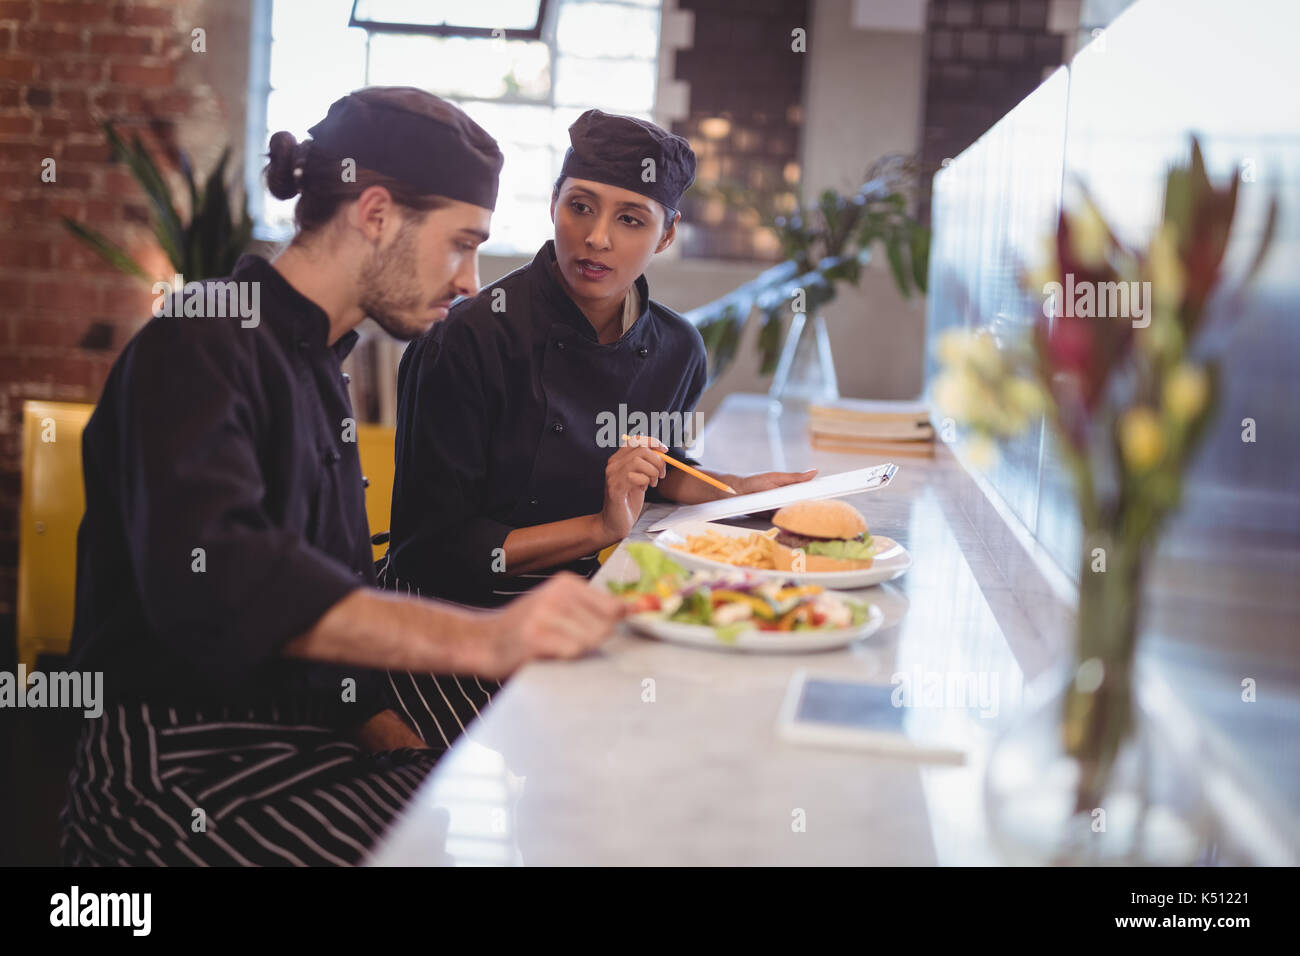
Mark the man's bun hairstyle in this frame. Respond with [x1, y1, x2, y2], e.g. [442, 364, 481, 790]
[265, 129, 307, 201]
[262, 86, 504, 238]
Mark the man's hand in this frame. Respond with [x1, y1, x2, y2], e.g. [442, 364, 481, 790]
[471, 572, 627, 680]
[353, 708, 429, 753]
[731, 468, 818, 495]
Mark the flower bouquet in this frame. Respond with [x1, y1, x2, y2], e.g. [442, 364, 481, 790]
[933, 136, 1278, 860]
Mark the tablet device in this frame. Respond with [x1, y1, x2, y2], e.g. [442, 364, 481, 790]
[776, 670, 966, 764]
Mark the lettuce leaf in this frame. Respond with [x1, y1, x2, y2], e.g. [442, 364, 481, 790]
[807, 536, 875, 561]
[673, 588, 713, 625]
[849, 601, 871, 627]
[714, 622, 747, 644]
[619, 542, 688, 592]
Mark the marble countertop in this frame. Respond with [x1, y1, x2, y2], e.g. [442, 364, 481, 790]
[367, 394, 1297, 866]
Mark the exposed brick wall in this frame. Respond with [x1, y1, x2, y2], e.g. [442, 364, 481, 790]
[0, 0, 248, 659]
[670, 0, 807, 261]
[919, 0, 1071, 222]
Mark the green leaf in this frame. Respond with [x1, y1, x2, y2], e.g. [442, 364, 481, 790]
[1162, 166, 1193, 239]
[909, 225, 930, 293]
[849, 601, 871, 628]
[757, 302, 788, 376]
[104, 123, 185, 270]
[884, 233, 911, 298]
[714, 623, 746, 644]
[697, 307, 745, 386]
[807, 537, 875, 560]
[195, 150, 236, 279]
[60, 217, 150, 281]
[1188, 136, 1211, 203]
[820, 255, 860, 285]
[623, 543, 687, 591]
[1240, 194, 1279, 287]
[178, 148, 200, 234]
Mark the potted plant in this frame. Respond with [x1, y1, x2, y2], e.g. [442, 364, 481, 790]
[688, 154, 930, 401]
[62, 120, 252, 283]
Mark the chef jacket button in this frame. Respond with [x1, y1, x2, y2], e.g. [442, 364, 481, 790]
[355, 570, 365, 579]
[637, 346, 649, 358]
[552, 422, 564, 434]
[297, 338, 310, 351]
[361, 475, 370, 488]
[324, 449, 340, 465]
[529, 496, 539, 507]
[556, 340, 566, 351]
[342, 371, 351, 384]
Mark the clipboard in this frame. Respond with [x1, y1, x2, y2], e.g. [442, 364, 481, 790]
[645, 463, 898, 533]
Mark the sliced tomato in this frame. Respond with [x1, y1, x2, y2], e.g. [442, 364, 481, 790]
[628, 593, 661, 613]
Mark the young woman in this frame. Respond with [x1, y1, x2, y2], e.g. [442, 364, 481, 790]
[384, 109, 816, 747]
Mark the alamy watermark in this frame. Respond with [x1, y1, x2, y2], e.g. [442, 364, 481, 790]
[50, 886, 150, 935]
[1042, 273, 1152, 328]
[152, 273, 261, 328]
[0, 665, 103, 718]
[595, 403, 704, 450]
[890, 668, 999, 718]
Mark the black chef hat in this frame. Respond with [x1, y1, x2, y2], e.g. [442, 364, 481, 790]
[307, 86, 504, 210]
[559, 109, 697, 215]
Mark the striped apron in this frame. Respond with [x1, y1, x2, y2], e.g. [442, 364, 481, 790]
[59, 698, 440, 867]
[377, 550, 599, 750]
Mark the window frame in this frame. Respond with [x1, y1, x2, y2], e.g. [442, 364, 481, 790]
[245, 0, 664, 252]
[347, 0, 552, 40]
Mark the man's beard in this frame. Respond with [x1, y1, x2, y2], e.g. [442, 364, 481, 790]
[357, 215, 439, 341]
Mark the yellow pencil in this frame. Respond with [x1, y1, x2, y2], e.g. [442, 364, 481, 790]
[621, 434, 737, 495]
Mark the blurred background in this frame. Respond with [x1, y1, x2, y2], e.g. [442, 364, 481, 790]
[2, 0, 1297, 863]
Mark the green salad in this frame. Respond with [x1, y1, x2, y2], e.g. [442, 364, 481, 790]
[611, 543, 871, 643]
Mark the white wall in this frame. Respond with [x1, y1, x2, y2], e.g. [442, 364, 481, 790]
[796, 0, 928, 406]
[674, 0, 931, 419]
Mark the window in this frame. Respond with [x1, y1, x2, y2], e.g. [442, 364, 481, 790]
[246, 0, 664, 255]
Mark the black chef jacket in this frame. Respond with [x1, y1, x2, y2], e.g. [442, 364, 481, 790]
[68, 254, 389, 728]
[387, 240, 708, 607]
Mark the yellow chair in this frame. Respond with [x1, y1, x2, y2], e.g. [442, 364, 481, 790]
[17, 400, 94, 672]
[16, 399, 396, 671]
[355, 423, 395, 562]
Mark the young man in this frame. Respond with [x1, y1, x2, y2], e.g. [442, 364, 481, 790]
[60, 87, 625, 867]
[382, 109, 816, 747]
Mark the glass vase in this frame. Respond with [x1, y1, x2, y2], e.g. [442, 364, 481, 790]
[768, 311, 839, 407]
[983, 531, 1209, 864]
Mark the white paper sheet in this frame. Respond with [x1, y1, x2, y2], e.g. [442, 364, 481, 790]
[646, 463, 898, 532]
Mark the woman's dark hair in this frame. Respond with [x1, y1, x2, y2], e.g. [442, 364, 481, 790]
[552, 174, 677, 232]
[265, 130, 450, 236]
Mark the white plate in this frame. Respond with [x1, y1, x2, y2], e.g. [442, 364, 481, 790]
[653, 519, 912, 589]
[625, 603, 885, 653]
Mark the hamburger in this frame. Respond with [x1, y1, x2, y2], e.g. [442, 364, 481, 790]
[770, 499, 875, 572]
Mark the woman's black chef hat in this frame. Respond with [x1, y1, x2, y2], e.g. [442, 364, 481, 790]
[307, 86, 504, 210]
[559, 109, 697, 215]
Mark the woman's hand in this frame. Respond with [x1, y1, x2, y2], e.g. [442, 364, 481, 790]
[599, 435, 668, 541]
[498, 437, 668, 574]
[730, 468, 818, 495]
